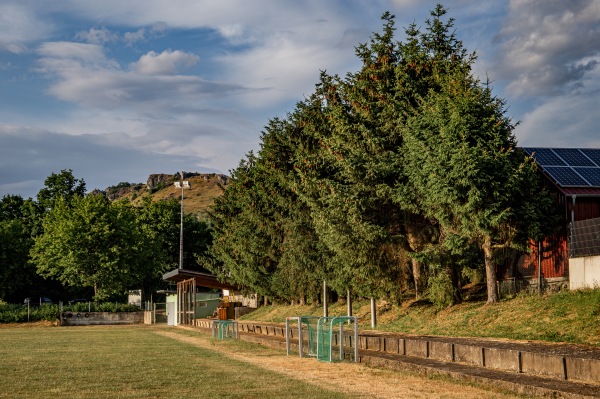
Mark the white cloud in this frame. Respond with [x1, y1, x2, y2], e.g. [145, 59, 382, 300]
[37, 42, 114, 66]
[75, 27, 119, 44]
[132, 49, 199, 75]
[0, 3, 52, 53]
[124, 28, 147, 45]
[497, 0, 600, 97]
[515, 54, 600, 147]
[35, 42, 248, 110]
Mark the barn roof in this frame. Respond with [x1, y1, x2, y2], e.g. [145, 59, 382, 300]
[522, 147, 600, 196]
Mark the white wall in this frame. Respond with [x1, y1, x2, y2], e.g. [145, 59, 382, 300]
[569, 256, 600, 289]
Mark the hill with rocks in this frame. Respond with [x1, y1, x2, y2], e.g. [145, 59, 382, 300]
[102, 172, 228, 218]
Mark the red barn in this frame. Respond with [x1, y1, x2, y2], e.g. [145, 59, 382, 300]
[500, 148, 600, 292]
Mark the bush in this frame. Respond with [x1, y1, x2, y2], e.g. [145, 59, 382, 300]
[0, 304, 59, 323]
[428, 272, 455, 310]
[0, 302, 141, 323]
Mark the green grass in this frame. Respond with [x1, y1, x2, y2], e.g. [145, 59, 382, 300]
[242, 289, 600, 346]
[0, 325, 351, 399]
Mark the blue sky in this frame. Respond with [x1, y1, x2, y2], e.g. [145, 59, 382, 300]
[1, 0, 600, 198]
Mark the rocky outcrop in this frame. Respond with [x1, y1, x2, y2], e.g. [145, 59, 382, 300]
[146, 172, 229, 190]
[146, 174, 175, 190]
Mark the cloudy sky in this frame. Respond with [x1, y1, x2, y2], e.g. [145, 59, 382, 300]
[1, 0, 600, 199]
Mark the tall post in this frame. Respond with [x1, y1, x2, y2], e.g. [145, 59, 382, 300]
[179, 171, 184, 269]
[537, 241, 542, 296]
[370, 297, 376, 328]
[323, 280, 328, 317]
[347, 289, 352, 317]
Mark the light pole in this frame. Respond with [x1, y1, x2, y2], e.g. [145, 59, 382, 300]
[174, 171, 190, 269]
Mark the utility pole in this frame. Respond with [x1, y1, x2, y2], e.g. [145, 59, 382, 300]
[174, 171, 190, 269]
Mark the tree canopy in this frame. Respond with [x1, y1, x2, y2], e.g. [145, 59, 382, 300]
[206, 5, 558, 306]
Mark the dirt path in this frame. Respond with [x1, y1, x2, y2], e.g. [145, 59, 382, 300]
[156, 329, 523, 399]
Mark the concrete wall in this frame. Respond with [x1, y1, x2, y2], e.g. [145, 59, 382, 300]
[208, 320, 600, 385]
[570, 255, 600, 289]
[61, 312, 143, 326]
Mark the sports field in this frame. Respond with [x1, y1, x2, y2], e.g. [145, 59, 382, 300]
[0, 325, 525, 399]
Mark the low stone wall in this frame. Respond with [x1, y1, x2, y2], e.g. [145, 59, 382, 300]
[196, 319, 600, 386]
[61, 311, 144, 326]
[362, 334, 599, 384]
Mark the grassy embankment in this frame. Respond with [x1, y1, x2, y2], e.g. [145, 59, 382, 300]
[241, 288, 600, 346]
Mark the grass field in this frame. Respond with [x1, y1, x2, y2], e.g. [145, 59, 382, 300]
[0, 325, 527, 399]
[0, 325, 348, 399]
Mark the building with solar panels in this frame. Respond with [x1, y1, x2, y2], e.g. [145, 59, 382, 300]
[511, 148, 600, 291]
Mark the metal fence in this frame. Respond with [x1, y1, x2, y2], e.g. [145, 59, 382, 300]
[144, 302, 167, 324]
[570, 217, 600, 258]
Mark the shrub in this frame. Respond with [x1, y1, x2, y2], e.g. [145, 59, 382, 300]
[0, 302, 141, 323]
[428, 272, 455, 310]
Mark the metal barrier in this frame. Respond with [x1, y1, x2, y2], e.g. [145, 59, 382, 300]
[211, 320, 239, 340]
[286, 316, 358, 363]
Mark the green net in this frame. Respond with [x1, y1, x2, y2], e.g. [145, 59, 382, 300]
[316, 316, 356, 362]
[216, 320, 236, 339]
[300, 316, 320, 357]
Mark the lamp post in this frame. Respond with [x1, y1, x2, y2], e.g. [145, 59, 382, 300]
[174, 171, 190, 269]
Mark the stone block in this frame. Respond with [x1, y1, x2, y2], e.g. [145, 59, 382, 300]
[483, 348, 520, 372]
[521, 352, 565, 379]
[429, 341, 453, 362]
[405, 339, 427, 358]
[366, 336, 382, 351]
[565, 357, 600, 383]
[454, 344, 484, 366]
[384, 337, 400, 354]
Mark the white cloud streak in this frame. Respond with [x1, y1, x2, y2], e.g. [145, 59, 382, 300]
[496, 0, 600, 97]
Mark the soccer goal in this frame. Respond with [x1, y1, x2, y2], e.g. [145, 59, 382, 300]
[286, 316, 358, 362]
[211, 320, 239, 340]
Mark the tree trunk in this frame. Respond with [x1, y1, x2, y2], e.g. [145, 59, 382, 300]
[405, 214, 435, 300]
[482, 236, 499, 304]
[411, 258, 426, 299]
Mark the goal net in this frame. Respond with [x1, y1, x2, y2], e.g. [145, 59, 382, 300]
[286, 316, 358, 362]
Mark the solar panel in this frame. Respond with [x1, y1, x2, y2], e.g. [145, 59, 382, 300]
[522, 148, 566, 166]
[543, 167, 589, 187]
[580, 149, 600, 167]
[573, 167, 600, 186]
[521, 147, 600, 188]
[552, 148, 595, 167]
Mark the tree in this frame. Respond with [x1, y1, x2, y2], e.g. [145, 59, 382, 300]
[207, 154, 280, 298]
[403, 65, 554, 304]
[0, 195, 52, 302]
[36, 169, 86, 211]
[31, 194, 144, 300]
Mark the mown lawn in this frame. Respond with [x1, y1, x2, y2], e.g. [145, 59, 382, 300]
[0, 325, 350, 399]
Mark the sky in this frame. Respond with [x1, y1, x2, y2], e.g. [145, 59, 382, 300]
[1, 0, 600, 199]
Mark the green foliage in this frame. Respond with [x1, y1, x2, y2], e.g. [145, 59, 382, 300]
[31, 194, 146, 300]
[0, 302, 141, 323]
[206, 5, 561, 306]
[428, 272, 455, 310]
[0, 195, 47, 303]
[0, 303, 59, 322]
[36, 169, 86, 211]
[64, 302, 140, 312]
